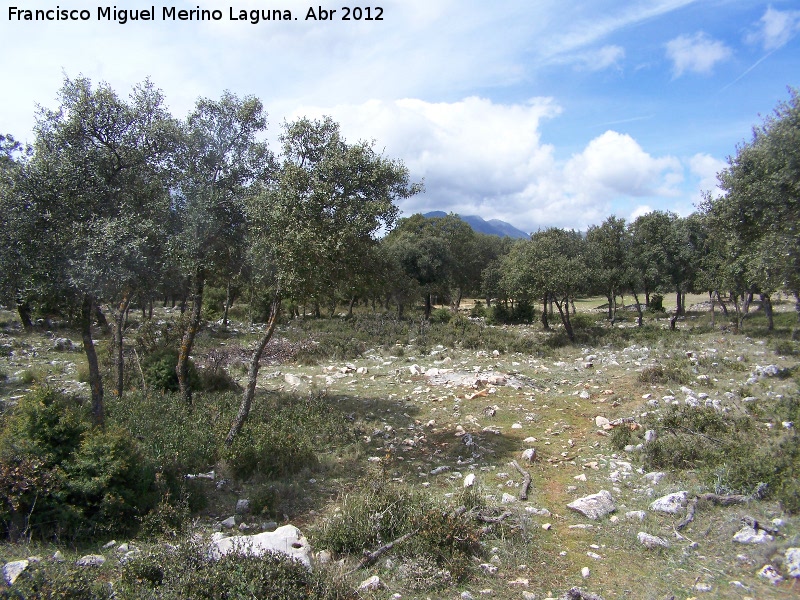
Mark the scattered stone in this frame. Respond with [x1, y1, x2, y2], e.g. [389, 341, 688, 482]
[359, 575, 385, 590]
[637, 532, 670, 549]
[694, 583, 713, 592]
[117, 543, 130, 553]
[262, 521, 278, 532]
[785, 548, 800, 578]
[525, 507, 551, 516]
[479, 563, 498, 575]
[316, 550, 332, 565]
[581, 567, 590, 578]
[52, 551, 65, 562]
[594, 416, 610, 428]
[567, 490, 615, 520]
[209, 525, 312, 568]
[76, 554, 105, 567]
[464, 473, 476, 488]
[643, 471, 665, 484]
[522, 592, 537, 600]
[625, 511, 646, 521]
[101, 540, 117, 550]
[409, 364, 423, 375]
[221, 516, 237, 529]
[501, 493, 517, 504]
[757, 564, 784, 585]
[461, 592, 475, 600]
[521, 448, 537, 462]
[3, 560, 29, 585]
[284, 373, 305, 387]
[235, 499, 250, 514]
[732, 526, 774, 544]
[644, 430, 657, 443]
[431, 465, 450, 475]
[542, 523, 552, 530]
[649, 491, 688, 514]
[508, 577, 529, 587]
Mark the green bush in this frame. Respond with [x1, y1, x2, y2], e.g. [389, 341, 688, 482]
[648, 294, 664, 312]
[0, 560, 114, 600]
[141, 348, 199, 393]
[202, 285, 229, 320]
[429, 307, 452, 323]
[118, 540, 355, 600]
[638, 359, 691, 385]
[0, 388, 157, 541]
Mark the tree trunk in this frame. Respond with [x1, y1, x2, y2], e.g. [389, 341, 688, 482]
[112, 293, 132, 399]
[177, 265, 205, 405]
[606, 292, 613, 321]
[541, 294, 550, 330]
[424, 292, 432, 320]
[313, 302, 321, 319]
[645, 289, 651, 308]
[347, 295, 357, 318]
[743, 291, 753, 314]
[731, 293, 742, 333]
[226, 293, 281, 447]
[709, 291, 715, 328]
[570, 297, 576, 316]
[222, 281, 231, 329]
[554, 299, 575, 342]
[761, 293, 774, 331]
[16, 298, 33, 330]
[675, 289, 683, 316]
[94, 303, 109, 332]
[632, 291, 643, 327]
[716, 291, 728, 316]
[81, 295, 104, 428]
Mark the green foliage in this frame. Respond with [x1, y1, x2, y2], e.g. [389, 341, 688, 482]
[141, 348, 199, 393]
[487, 300, 534, 324]
[202, 285, 229, 320]
[118, 540, 355, 600]
[642, 402, 800, 513]
[222, 392, 354, 480]
[0, 388, 157, 540]
[0, 560, 114, 600]
[648, 294, 664, 312]
[429, 307, 452, 323]
[638, 359, 691, 385]
[314, 482, 484, 584]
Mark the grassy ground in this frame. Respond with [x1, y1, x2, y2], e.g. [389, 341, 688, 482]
[1, 299, 799, 599]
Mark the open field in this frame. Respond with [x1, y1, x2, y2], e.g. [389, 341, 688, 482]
[1, 299, 798, 599]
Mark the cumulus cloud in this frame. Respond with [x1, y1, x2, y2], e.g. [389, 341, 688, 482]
[665, 32, 732, 77]
[689, 152, 726, 203]
[289, 98, 687, 231]
[746, 6, 800, 50]
[630, 205, 654, 221]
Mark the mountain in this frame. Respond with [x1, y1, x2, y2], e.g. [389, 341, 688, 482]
[422, 211, 529, 239]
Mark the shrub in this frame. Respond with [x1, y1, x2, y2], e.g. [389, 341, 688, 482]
[638, 359, 691, 385]
[648, 294, 664, 312]
[141, 348, 199, 393]
[0, 560, 114, 600]
[429, 307, 452, 324]
[0, 389, 158, 541]
[470, 301, 487, 318]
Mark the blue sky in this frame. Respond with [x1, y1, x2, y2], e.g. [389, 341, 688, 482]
[2, 0, 799, 233]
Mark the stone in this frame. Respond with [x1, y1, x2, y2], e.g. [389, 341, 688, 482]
[694, 583, 713, 592]
[479, 563, 498, 574]
[461, 592, 475, 600]
[643, 471, 665, 484]
[637, 532, 670, 549]
[359, 575, 385, 590]
[409, 364, 423, 375]
[284, 373, 304, 387]
[785, 547, 800, 578]
[649, 491, 688, 514]
[208, 525, 312, 568]
[102, 540, 117, 549]
[732, 526, 773, 544]
[625, 510, 646, 521]
[581, 567, 590, 578]
[501, 493, 517, 504]
[522, 593, 537, 600]
[757, 564, 784, 585]
[567, 490, 615, 520]
[76, 554, 106, 567]
[3, 560, 29, 585]
[521, 448, 536, 462]
[594, 416, 610, 428]
[316, 550, 332, 565]
[508, 577, 529, 587]
[52, 551, 65, 562]
[464, 473, 476, 488]
[644, 430, 657, 443]
[236, 499, 250, 514]
[221, 516, 237, 529]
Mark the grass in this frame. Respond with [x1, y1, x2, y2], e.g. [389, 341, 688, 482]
[1, 298, 799, 598]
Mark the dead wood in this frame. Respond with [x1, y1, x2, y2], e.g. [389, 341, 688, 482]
[510, 460, 532, 500]
[676, 492, 751, 530]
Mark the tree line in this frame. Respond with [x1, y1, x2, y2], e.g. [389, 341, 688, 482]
[0, 79, 798, 439]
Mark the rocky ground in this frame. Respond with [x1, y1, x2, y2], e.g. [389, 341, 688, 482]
[1, 307, 799, 599]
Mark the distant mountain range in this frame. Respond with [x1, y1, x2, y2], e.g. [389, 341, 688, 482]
[422, 211, 529, 239]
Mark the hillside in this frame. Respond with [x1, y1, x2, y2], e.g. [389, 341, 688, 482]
[423, 211, 529, 238]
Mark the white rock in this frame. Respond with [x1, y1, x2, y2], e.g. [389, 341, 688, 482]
[644, 430, 657, 443]
[464, 473, 476, 488]
[694, 583, 713, 592]
[574, 474, 587, 481]
[579, 391, 590, 399]
[637, 532, 670, 549]
[221, 516, 237, 529]
[208, 525, 312, 568]
[525, 507, 551, 516]
[784, 547, 800, 578]
[479, 563, 498, 574]
[76, 554, 105, 567]
[521, 448, 536, 462]
[732, 526, 774, 544]
[581, 567, 591, 578]
[594, 416, 610, 428]
[284, 373, 304, 387]
[501, 493, 517, 504]
[757, 564, 784, 584]
[567, 490, 615, 520]
[3, 560, 29, 585]
[643, 471, 665, 484]
[359, 575, 385, 590]
[409, 364, 423, 375]
[649, 491, 688, 514]
[625, 510, 646, 521]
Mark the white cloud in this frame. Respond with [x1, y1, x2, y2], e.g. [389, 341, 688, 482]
[630, 205, 654, 221]
[288, 99, 688, 231]
[571, 45, 626, 71]
[665, 32, 732, 77]
[746, 6, 800, 50]
[689, 152, 726, 203]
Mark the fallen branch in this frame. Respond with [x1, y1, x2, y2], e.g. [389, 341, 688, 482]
[510, 460, 532, 500]
[676, 492, 751, 531]
[474, 510, 513, 524]
[742, 515, 781, 536]
[547, 455, 577, 464]
[348, 529, 418, 573]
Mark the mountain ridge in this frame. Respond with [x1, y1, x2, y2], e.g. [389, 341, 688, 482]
[422, 211, 529, 239]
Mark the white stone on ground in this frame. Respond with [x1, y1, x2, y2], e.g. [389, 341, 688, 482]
[208, 525, 312, 568]
[649, 491, 688, 514]
[567, 490, 615, 520]
[637, 532, 670, 549]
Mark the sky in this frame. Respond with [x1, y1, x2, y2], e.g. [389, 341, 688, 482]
[2, 0, 799, 234]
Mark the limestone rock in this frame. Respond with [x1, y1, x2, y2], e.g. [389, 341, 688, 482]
[649, 491, 688, 514]
[785, 547, 800, 578]
[521, 448, 537, 462]
[76, 554, 105, 567]
[3, 560, 29, 585]
[732, 526, 773, 544]
[567, 490, 615, 520]
[359, 575, 385, 590]
[235, 499, 250, 514]
[757, 564, 784, 585]
[208, 525, 312, 568]
[463, 473, 476, 488]
[637, 532, 670, 549]
[221, 516, 236, 529]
